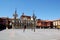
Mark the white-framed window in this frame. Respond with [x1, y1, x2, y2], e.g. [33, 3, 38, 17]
[23, 17, 27, 20]
[57, 20, 60, 25]
[53, 22, 56, 26]
[12, 20, 14, 22]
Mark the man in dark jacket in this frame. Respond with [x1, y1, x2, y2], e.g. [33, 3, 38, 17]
[23, 25, 26, 32]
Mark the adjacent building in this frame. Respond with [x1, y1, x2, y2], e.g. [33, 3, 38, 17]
[36, 19, 53, 28]
[53, 19, 60, 28]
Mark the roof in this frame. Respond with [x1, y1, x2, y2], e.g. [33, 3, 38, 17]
[21, 15, 31, 19]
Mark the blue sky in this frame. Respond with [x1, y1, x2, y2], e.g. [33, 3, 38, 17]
[0, 0, 60, 20]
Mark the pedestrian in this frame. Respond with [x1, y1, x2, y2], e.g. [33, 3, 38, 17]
[23, 25, 26, 32]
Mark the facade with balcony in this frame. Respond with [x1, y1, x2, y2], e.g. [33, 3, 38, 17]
[36, 19, 53, 28]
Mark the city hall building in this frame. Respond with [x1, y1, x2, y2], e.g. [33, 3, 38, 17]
[6, 10, 37, 29]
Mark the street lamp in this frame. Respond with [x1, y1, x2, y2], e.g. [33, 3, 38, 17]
[32, 13, 36, 32]
[13, 9, 18, 28]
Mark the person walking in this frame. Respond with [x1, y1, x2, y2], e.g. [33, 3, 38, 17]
[23, 25, 26, 32]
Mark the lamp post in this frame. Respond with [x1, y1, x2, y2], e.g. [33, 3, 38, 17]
[13, 9, 18, 28]
[33, 13, 36, 32]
